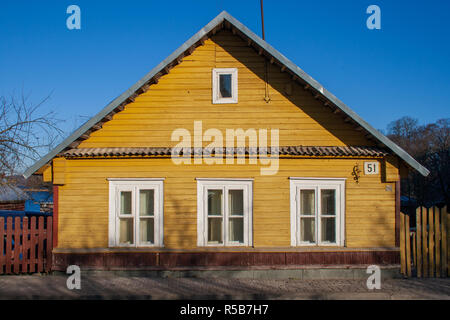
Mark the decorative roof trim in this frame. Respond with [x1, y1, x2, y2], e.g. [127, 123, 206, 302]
[23, 11, 429, 177]
[61, 146, 389, 158]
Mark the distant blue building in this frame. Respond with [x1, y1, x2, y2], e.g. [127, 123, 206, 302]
[0, 184, 52, 214]
[24, 189, 53, 212]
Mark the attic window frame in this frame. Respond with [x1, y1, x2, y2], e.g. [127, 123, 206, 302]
[212, 68, 238, 104]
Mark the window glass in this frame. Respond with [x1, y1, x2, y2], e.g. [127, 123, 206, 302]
[228, 190, 243, 216]
[140, 189, 154, 216]
[140, 218, 154, 244]
[300, 217, 315, 243]
[208, 190, 223, 216]
[119, 218, 133, 244]
[208, 218, 223, 243]
[120, 191, 132, 215]
[219, 74, 232, 98]
[321, 189, 335, 215]
[229, 218, 244, 243]
[300, 190, 315, 215]
[321, 217, 336, 243]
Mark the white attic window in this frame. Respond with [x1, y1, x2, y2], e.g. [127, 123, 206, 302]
[212, 68, 238, 104]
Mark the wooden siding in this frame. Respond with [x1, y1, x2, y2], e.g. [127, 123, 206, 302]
[43, 166, 52, 182]
[56, 157, 396, 249]
[78, 31, 373, 149]
[53, 158, 66, 185]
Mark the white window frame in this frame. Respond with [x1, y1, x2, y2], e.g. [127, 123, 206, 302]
[289, 178, 345, 247]
[212, 68, 238, 104]
[197, 178, 252, 247]
[108, 179, 164, 247]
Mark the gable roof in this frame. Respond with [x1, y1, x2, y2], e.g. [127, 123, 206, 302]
[23, 11, 429, 178]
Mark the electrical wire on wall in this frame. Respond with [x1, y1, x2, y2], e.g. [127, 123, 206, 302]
[261, 0, 271, 103]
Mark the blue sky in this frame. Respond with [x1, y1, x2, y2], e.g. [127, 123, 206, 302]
[1, 0, 449, 135]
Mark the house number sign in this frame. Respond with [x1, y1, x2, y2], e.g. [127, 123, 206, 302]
[364, 161, 379, 175]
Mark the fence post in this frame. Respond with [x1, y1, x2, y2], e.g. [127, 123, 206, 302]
[22, 217, 29, 274]
[13, 216, 21, 273]
[46, 217, 53, 272]
[37, 216, 44, 273]
[422, 207, 428, 277]
[435, 207, 441, 278]
[416, 207, 422, 277]
[429, 208, 435, 277]
[442, 206, 448, 277]
[30, 217, 36, 273]
[405, 214, 411, 277]
[412, 232, 417, 271]
[400, 213, 406, 275]
[6, 218, 12, 274]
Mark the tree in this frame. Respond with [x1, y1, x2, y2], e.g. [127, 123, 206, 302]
[0, 91, 63, 190]
[386, 116, 449, 207]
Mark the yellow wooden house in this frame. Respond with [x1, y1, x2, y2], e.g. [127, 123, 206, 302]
[25, 12, 428, 270]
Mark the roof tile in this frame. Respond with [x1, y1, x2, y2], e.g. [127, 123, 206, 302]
[62, 146, 389, 158]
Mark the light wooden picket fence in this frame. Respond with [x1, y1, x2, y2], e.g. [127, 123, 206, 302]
[400, 206, 448, 277]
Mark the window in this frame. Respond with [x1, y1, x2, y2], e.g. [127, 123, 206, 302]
[212, 68, 238, 104]
[108, 179, 164, 247]
[290, 178, 345, 246]
[197, 179, 252, 246]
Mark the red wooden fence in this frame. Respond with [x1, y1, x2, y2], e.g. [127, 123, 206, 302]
[0, 216, 53, 274]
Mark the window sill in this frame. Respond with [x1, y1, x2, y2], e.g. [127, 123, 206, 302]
[108, 246, 165, 250]
[200, 245, 250, 248]
[212, 99, 238, 104]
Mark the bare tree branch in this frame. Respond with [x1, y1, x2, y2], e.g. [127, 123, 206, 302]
[0, 90, 64, 191]
[387, 116, 449, 207]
